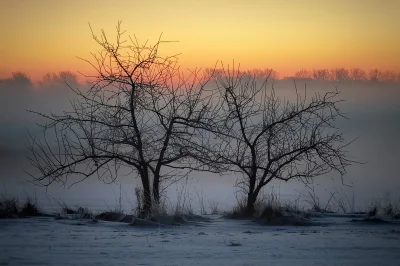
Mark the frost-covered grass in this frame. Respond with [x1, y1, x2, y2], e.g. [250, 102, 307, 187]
[2, 191, 400, 265]
[1, 213, 400, 266]
[3, 190, 400, 225]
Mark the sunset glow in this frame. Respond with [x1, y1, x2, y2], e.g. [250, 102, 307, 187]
[1, 0, 399, 81]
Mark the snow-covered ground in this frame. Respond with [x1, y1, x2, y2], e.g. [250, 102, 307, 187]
[1, 214, 400, 266]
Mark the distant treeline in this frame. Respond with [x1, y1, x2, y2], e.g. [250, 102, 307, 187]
[1, 68, 400, 88]
[205, 68, 400, 82]
[0, 71, 79, 88]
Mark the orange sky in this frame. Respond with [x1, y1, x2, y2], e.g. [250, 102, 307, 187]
[1, 0, 399, 81]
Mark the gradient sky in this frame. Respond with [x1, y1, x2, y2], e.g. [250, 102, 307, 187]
[1, 0, 399, 81]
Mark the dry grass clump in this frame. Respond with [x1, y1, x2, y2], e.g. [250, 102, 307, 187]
[0, 196, 41, 218]
[225, 191, 311, 225]
[20, 198, 41, 217]
[365, 193, 400, 220]
[225, 192, 281, 219]
[0, 197, 19, 218]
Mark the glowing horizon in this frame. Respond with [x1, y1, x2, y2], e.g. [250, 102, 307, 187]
[1, 0, 399, 82]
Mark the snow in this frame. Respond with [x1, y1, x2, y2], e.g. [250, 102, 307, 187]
[1, 214, 400, 266]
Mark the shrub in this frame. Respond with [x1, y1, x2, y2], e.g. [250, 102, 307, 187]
[20, 199, 41, 217]
[367, 205, 378, 217]
[209, 201, 220, 215]
[225, 197, 251, 219]
[226, 191, 286, 219]
[0, 197, 19, 218]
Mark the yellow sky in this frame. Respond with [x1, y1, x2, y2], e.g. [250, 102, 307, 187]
[1, 0, 399, 81]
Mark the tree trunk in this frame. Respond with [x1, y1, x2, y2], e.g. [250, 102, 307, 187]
[139, 169, 152, 218]
[152, 174, 160, 205]
[246, 183, 262, 217]
[246, 172, 257, 216]
[142, 186, 152, 218]
[246, 192, 257, 217]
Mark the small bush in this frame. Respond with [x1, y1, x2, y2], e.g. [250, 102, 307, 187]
[62, 206, 78, 215]
[257, 205, 311, 226]
[150, 202, 169, 217]
[226, 191, 291, 219]
[364, 193, 400, 219]
[225, 197, 251, 219]
[209, 201, 220, 215]
[225, 191, 312, 226]
[0, 197, 19, 218]
[384, 203, 393, 216]
[260, 205, 284, 218]
[20, 199, 41, 217]
[367, 205, 378, 217]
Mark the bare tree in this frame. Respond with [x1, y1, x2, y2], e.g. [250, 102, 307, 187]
[27, 22, 216, 217]
[330, 68, 350, 81]
[205, 68, 279, 81]
[380, 70, 397, 82]
[197, 66, 353, 216]
[295, 69, 313, 80]
[0, 72, 32, 89]
[349, 68, 367, 81]
[368, 69, 382, 82]
[39, 72, 78, 89]
[313, 69, 330, 81]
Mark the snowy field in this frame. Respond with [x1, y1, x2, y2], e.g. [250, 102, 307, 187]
[1, 214, 400, 266]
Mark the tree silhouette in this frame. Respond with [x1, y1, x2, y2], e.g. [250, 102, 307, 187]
[27, 22, 216, 217]
[196, 66, 353, 216]
[349, 68, 367, 81]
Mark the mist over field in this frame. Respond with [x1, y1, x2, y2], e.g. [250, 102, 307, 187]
[2, 1, 400, 265]
[1, 74, 399, 212]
